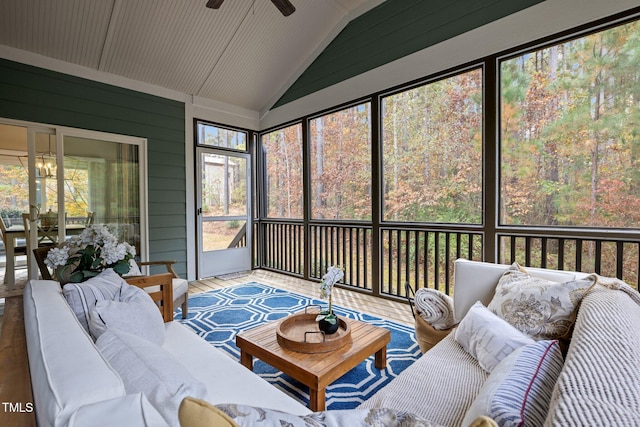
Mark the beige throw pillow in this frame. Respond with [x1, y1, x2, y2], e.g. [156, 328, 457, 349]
[487, 263, 597, 341]
[179, 397, 239, 427]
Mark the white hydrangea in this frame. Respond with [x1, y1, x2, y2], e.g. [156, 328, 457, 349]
[45, 224, 136, 278]
[44, 246, 69, 268]
[102, 242, 129, 264]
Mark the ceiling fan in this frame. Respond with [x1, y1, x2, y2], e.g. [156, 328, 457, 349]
[206, 0, 296, 17]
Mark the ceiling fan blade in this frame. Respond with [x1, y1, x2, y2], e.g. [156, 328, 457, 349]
[206, 0, 224, 9]
[271, 0, 295, 16]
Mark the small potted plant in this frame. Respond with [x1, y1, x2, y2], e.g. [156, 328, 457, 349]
[316, 265, 344, 334]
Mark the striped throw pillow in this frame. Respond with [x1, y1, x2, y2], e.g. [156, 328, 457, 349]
[462, 340, 563, 427]
[62, 268, 125, 333]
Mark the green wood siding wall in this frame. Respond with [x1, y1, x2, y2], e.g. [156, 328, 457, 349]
[0, 58, 187, 276]
[274, 0, 544, 108]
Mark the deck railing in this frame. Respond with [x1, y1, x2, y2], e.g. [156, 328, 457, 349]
[498, 232, 640, 289]
[256, 219, 640, 299]
[380, 227, 483, 298]
[260, 221, 304, 275]
[309, 224, 373, 291]
[227, 223, 247, 248]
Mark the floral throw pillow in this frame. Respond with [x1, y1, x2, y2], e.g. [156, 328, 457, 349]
[487, 263, 597, 341]
[209, 404, 440, 427]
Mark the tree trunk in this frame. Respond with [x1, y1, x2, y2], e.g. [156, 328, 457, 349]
[315, 119, 324, 219]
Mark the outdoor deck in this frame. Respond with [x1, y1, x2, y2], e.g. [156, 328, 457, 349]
[189, 269, 414, 327]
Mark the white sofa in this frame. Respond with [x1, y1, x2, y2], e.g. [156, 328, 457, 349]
[360, 259, 640, 426]
[23, 260, 640, 426]
[23, 279, 310, 427]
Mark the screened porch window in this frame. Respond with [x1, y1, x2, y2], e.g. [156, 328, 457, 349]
[309, 103, 372, 221]
[381, 68, 483, 224]
[197, 122, 247, 151]
[499, 19, 640, 229]
[263, 123, 303, 219]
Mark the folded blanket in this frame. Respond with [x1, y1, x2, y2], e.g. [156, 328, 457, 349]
[414, 288, 455, 330]
[592, 274, 640, 306]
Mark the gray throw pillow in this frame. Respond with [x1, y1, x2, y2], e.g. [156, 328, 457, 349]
[89, 283, 165, 345]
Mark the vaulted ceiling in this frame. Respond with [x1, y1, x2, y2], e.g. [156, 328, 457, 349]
[0, 0, 380, 113]
[1, 0, 638, 126]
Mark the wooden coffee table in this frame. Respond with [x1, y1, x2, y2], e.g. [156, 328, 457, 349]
[236, 316, 391, 411]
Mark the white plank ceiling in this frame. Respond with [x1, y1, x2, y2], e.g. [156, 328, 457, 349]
[0, 0, 379, 112]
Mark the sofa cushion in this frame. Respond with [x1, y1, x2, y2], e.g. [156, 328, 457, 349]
[462, 340, 563, 427]
[454, 301, 534, 372]
[359, 334, 489, 426]
[23, 280, 127, 427]
[62, 268, 126, 333]
[487, 263, 596, 341]
[160, 321, 311, 416]
[97, 328, 207, 427]
[88, 283, 165, 345]
[68, 393, 168, 427]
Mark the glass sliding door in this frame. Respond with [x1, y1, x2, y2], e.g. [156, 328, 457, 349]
[0, 120, 147, 284]
[0, 124, 30, 284]
[58, 130, 146, 260]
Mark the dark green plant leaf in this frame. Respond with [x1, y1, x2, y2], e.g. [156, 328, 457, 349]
[69, 271, 85, 283]
[323, 315, 337, 325]
[113, 260, 131, 275]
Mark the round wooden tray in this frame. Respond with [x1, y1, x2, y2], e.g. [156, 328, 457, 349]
[276, 313, 351, 353]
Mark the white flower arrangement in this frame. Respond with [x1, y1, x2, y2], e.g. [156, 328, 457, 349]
[45, 224, 135, 283]
[316, 265, 344, 325]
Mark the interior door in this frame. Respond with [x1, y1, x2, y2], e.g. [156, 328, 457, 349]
[196, 147, 251, 278]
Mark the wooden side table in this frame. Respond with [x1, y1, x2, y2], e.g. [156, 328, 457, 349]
[236, 316, 391, 411]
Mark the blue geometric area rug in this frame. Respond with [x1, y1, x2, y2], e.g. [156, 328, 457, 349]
[178, 282, 421, 410]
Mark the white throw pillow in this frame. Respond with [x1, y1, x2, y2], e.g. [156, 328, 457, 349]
[62, 268, 126, 333]
[455, 301, 534, 372]
[89, 301, 165, 345]
[462, 340, 564, 427]
[97, 328, 207, 427]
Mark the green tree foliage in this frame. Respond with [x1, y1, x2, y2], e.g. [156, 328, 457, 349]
[382, 69, 483, 223]
[0, 165, 29, 215]
[501, 20, 640, 228]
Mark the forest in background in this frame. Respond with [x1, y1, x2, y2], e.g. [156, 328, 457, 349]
[501, 19, 640, 228]
[260, 18, 640, 290]
[263, 19, 640, 230]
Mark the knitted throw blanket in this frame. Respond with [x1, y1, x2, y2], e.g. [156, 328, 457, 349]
[544, 285, 640, 426]
[591, 273, 640, 306]
[413, 288, 455, 330]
